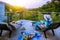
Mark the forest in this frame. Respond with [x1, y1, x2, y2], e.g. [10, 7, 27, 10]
[4, 0, 60, 22]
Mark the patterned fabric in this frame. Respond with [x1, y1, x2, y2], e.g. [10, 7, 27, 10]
[18, 32, 41, 40]
[29, 32, 41, 40]
[44, 14, 52, 21]
[34, 20, 53, 30]
[34, 14, 53, 30]
[34, 21, 40, 30]
[40, 20, 53, 28]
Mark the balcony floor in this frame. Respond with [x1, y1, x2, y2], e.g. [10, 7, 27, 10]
[0, 20, 60, 40]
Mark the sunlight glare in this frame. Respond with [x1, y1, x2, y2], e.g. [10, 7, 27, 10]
[7, 0, 28, 7]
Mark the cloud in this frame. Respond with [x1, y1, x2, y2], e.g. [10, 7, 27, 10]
[0, 0, 51, 9]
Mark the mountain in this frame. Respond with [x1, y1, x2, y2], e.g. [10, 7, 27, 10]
[29, 0, 60, 12]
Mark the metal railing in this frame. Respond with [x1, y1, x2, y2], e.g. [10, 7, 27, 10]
[4, 12, 60, 23]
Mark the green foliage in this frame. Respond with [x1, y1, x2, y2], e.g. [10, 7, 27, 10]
[3, 19, 7, 23]
[30, 0, 60, 12]
[5, 1, 60, 22]
[50, 13, 56, 22]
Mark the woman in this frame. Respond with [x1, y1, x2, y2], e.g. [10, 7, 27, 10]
[34, 13, 53, 30]
[39, 14, 53, 29]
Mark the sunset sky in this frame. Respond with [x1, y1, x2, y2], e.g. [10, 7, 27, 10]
[0, 0, 51, 9]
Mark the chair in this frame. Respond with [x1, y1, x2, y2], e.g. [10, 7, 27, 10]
[0, 23, 16, 38]
[32, 22, 60, 38]
[37, 22, 60, 38]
